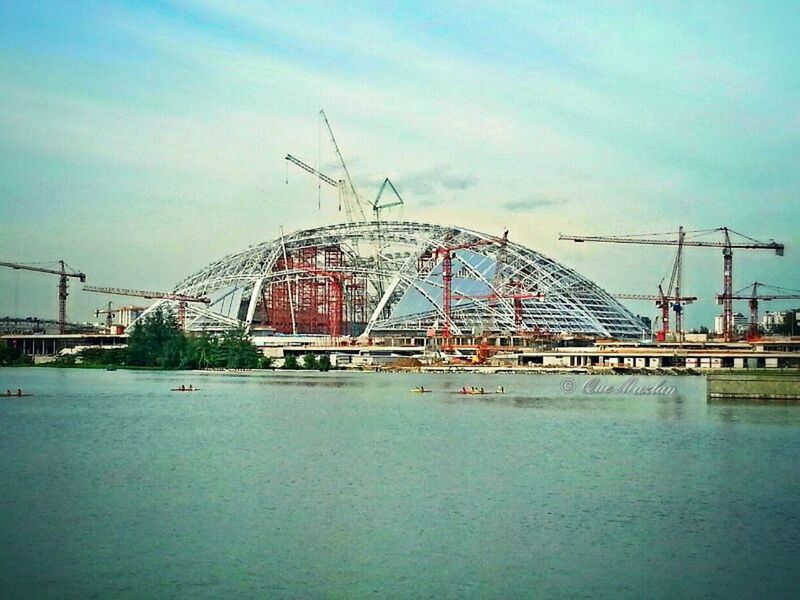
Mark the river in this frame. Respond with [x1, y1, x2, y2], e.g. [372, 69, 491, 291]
[1, 368, 798, 598]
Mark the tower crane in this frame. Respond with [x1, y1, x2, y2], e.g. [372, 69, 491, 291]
[452, 285, 546, 333]
[614, 286, 697, 342]
[94, 301, 115, 332]
[613, 226, 696, 342]
[717, 282, 800, 340]
[0, 260, 86, 333]
[82, 286, 210, 329]
[559, 227, 784, 342]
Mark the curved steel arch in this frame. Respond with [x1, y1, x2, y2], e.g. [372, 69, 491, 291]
[130, 221, 646, 339]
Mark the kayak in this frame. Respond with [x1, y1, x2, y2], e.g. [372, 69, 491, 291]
[410, 389, 432, 393]
[2, 393, 33, 397]
[171, 388, 200, 392]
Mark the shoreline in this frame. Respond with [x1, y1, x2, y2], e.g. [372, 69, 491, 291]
[6, 364, 800, 379]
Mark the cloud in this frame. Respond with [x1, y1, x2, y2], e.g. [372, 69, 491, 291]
[395, 166, 478, 196]
[500, 197, 563, 212]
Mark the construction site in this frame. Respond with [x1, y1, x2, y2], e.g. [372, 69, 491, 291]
[2, 112, 799, 370]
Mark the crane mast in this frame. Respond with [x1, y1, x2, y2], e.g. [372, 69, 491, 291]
[94, 301, 115, 332]
[433, 233, 508, 350]
[560, 227, 784, 342]
[718, 282, 800, 340]
[1, 260, 86, 333]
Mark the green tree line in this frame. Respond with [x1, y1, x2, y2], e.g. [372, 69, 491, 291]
[31, 307, 337, 371]
[52, 307, 270, 370]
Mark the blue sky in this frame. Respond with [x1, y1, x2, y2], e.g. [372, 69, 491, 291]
[1, 1, 798, 328]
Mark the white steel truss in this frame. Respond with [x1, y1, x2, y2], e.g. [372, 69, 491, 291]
[131, 221, 647, 339]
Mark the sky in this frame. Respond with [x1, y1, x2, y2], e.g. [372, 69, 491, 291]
[1, 0, 799, 329]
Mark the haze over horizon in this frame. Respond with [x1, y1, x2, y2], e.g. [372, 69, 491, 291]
[2, 1, 798, 329]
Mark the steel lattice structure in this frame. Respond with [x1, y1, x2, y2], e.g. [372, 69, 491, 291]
[131, 221, 647, 339]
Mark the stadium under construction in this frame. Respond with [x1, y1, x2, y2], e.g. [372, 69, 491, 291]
[2, 111, 798, 369]
[140, 220, 648, 347]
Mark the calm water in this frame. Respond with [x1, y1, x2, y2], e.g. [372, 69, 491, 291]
[1, 368, 799, 599]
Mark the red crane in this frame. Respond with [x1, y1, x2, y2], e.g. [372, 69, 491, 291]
[452, 284, 546, 333]
[615, 286, 698, 342]
[717, 282, 800, 340]
[83, 285, 210, 329]
[614, 227, 697, 342]
[433, 232, 508, 350]
[0, 260, 86, 334]
[560, 227, 784, 342]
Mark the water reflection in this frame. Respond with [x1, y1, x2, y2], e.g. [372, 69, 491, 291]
[656, 396, 686, 421]
[709, 403, 800, 426]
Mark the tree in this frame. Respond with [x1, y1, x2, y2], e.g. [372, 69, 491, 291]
[302, 353, 318, 370]
[126, 306, 183, 367]
[214, 327, 260, 369]
[773, 309, 800, 336]
[283, 354, 300, 370]
[318, 355, 332, 372]
[0, 341, 32, 366]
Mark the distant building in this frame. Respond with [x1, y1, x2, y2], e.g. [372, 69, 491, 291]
[714, 313, 748, 335]
[117, 306, 146, 327]
[761, 311, 786, 331]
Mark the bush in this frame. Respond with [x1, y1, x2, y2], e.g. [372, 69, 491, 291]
[0, 342, 32, 366]
[302, 353, 319, 370]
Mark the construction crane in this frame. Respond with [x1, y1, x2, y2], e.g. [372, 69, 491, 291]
[83, 286, 210, 329]
[433, 232, 508, 350]
[285, 154, 405, 222]
[453, 285, 546, 333]
[286, 110, 404, 223]
[286, 111, 404, 307]
[94, 301, 115, 332]
[717, 282, 800, 340]
[285, 153, 346, 211]
[559, 227, 784, 342]
[614, 226, 697, 342]
[319, 109, 367, 223]
[615, 286, 697, 342]
[0, 260, 86, 334]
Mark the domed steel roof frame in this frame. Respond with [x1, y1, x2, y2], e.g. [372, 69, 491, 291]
[132, 221, 646, 339]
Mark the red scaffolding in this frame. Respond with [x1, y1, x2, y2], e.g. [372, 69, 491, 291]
[264, 244, 353, 336]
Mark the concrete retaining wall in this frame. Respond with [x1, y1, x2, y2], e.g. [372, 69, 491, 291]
[707, 373, 800, 401]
